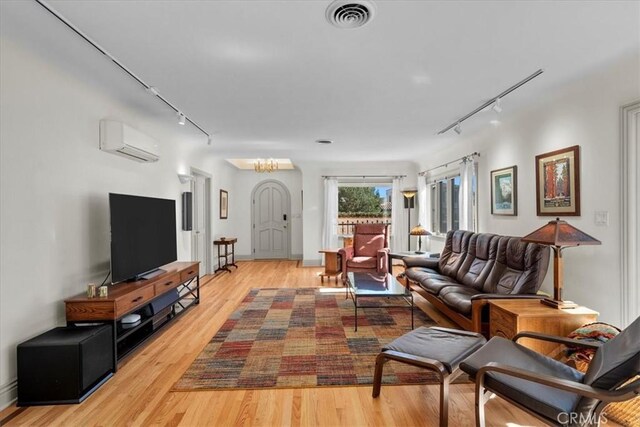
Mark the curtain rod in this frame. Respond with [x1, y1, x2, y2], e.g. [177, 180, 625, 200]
[418, 152, 480, 176]
[322, 175, 406, 179]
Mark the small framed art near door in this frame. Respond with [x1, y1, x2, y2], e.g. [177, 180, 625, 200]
[220, 189, 228, 219]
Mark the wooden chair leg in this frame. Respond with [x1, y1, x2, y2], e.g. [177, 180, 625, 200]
[439, 376, 450, 427]
[476, 382, 486, 427]
[372, 352, 388, 398]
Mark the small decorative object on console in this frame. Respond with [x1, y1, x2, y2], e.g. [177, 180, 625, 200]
[121, 313, 141, 324]
[98, 285, 108, 297]
[86, 283, 96, 298]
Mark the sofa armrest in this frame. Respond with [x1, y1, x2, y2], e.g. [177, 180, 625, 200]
[377, 248, 389, 273]
[403, 256, 440, 270]
[470, 293, 545, 301]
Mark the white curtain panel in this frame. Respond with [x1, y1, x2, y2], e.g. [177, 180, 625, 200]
[459, 158, 477, 231]
[321, 178, 339, 249]
[390, 178, 407, 252]
[417, 174, 428, 229]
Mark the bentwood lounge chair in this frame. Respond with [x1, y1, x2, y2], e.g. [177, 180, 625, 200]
[460, 315, 640, 427]
[338, 223, 389, 280]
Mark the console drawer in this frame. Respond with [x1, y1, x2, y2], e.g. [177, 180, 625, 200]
[180, 265, 198, 282]
[116, 286, 154, 317]
[154, 273, 180, 295]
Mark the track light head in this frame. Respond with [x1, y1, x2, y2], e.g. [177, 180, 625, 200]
[207, 135, 213, 145]
[492, 98, 502, 113]
[454, 123, 462, 134]
[178, 113, 186, 126]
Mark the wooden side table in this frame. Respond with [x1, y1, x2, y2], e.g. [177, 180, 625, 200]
[214, 238, 238, 274]
[319, 249, 341, 283]
[489, 299, 599, 356]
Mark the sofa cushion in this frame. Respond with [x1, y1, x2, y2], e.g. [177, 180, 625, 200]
[439, 286, 480, 314]
[438, 230, 473, 277]
[484, 237, 550, 294]
[455, 234, 498, 290]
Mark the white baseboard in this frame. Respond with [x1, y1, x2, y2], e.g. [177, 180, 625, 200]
[290, 253, 303, 260]
[302, 259, 322, 267]
[0, 380, 17, 411]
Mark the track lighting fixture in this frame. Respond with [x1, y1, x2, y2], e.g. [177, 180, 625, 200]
[492, 97, 502, 113]
[178, 113, 186, 126]
[34, 0, 214, 145]
[437, 69, 544, 135]
[207, 135, 213, 145]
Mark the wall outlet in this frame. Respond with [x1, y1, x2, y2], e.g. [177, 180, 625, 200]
[594, 211, 609, 226]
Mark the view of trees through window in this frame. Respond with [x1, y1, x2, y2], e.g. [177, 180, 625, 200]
[337, 185, 391, 235]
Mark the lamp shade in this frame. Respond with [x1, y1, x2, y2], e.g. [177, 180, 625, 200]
[521, 218, 601, 247]
[410, 224, 430, 236]
[401, 189, 417, 198]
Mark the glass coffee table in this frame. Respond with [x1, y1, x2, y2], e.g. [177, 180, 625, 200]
[345, 272, 414, 331]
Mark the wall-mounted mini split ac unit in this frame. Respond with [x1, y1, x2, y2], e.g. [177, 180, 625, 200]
[99, 120, 160, 163]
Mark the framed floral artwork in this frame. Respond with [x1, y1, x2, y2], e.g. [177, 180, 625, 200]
[535, 145, 580, 216]
[491, 165, 517, 216]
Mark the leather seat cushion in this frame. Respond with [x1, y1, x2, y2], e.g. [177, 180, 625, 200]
[460, 337, 585, 422]
[347, 256, 377, 269]
[405, 267, 458, 295]
[439, 286, 481, 315]
[383, 327, 486, 373]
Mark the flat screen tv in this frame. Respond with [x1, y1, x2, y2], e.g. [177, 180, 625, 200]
[109, 193, 177, 283]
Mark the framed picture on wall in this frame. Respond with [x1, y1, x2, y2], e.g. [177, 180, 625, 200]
[220, 189, 228, 219]
[491, 165, 517, 215]
[535, 145, 580, 216]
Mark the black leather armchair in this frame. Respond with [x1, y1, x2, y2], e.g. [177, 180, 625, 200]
[460, 316, 640, 427]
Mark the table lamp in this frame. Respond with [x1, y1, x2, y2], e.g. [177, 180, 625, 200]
[410, 224, 431, 254]
[521, 218, 601, 309]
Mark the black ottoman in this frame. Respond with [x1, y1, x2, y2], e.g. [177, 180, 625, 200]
[372, 326, 486, 427]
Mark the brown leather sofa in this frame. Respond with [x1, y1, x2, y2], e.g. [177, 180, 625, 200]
[403, 230, 550, 334]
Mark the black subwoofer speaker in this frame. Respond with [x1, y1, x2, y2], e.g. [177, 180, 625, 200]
[17, 324, 114, 406]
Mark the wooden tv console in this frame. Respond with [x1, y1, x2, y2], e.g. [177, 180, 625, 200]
[65, 261, 200, 370]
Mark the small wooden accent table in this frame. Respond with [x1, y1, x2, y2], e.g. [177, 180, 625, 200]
[319, 249, 341, 283]
[214, 238, 238, 273]
[489, 299, 599, 356]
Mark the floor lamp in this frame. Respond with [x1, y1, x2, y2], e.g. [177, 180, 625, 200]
[521, 218, 601, 309]
[401, 189, 417, 251]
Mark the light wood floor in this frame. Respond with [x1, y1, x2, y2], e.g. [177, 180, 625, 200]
[1, 261, 542, 426]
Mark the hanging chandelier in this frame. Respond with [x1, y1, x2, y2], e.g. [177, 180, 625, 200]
[254, 158, 279, 173]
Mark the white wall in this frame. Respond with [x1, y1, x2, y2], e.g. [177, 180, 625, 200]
[298, 161, 419, 265]
[228, 169, 303, 258]
[0, 36, 236, 407]
[418, 54, 639, 325]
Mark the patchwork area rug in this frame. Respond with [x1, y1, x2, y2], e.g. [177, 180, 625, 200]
[174, 287, 443, 391]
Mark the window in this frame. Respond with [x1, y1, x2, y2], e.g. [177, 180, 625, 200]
[337, 182, 392, 236]
[430, 176, 461, 235]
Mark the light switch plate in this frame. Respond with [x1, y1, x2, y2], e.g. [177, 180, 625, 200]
[594, 211, 609, 226]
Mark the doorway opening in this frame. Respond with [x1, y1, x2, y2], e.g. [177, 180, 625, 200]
[191, 167, 212, 275]
[251, 180, 291, 259]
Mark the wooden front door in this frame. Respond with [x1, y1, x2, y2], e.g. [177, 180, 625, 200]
[253, 180, 289, 259]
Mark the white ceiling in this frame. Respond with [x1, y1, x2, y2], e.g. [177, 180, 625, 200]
[5, 1, 640, 162]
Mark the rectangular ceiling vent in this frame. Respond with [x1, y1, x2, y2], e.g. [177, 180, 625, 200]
[99, 120, 160, 163]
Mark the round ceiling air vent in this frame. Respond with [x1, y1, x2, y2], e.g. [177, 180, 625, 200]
[326, 1, 376, 29]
